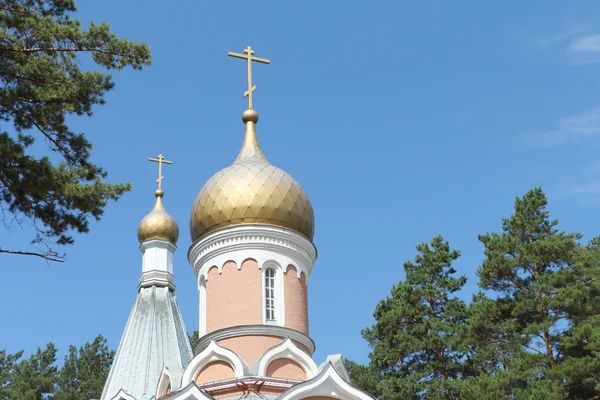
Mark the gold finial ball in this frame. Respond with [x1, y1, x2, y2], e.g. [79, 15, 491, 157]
[242, 109, 259, 124]
[155, 189, 164, 197]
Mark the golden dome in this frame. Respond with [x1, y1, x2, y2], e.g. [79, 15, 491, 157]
[138, 189, 179, 245]
[190, 110, 314, 242]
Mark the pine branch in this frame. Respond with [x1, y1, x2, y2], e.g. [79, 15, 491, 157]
[0, 247, 65, 262]
[0, 46, 114, 56]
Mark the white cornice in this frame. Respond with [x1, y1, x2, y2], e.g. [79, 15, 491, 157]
[138, 270, 175, 291]
[195, 324, 316, 356]
[188, 225, 317, 281]
[140, 239, 177, 253]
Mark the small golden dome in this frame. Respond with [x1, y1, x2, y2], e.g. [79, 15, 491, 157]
[138, 189, 179, 245]
[190, 110, 314, 242]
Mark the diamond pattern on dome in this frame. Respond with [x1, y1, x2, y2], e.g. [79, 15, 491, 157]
[137, 197, 179, 245]
[190, 154, 314, 242]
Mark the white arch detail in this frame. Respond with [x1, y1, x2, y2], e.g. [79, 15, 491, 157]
[110, 390, 137, 400]
[278, 362, 375, 400]
[181, 340, 248, 386]
[197, 252, 305, 283]
[162, 381, 213, 399]
[155, 365, 173, 399]
[253, 338, 319, 379]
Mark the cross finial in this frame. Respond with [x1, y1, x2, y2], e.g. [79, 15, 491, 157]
[228, 46, 270, 110]
[148, 154, 173, 190]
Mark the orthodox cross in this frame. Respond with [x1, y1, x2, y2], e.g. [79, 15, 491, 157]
[228, 46, 270, 110]
[148, 154, 172, 190]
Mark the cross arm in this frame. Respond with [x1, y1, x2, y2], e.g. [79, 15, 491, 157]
[227, 52, 270, 64]
[148, 157, 173, 164]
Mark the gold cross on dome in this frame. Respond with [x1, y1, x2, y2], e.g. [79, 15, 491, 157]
[228, 46, 270, 110]
[148, 154, 172, 190]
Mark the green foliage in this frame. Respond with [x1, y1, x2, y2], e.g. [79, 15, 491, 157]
[356, 235, 469, 399]
[54, 335, 114, 400]
[0, 335, 112, 400]
[188, 330, 199, 350]
[350, 188, 600, 399]
[0, 344, 57, 400]
[0, 0, 151, 261]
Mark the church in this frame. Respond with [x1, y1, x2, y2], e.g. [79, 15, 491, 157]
[99, 47, 375, 400]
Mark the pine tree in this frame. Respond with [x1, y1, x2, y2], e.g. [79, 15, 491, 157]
[0, 344, 58, 400]
[555, 236, 600, 398]
[0, 0, 151, 262]
[472, 188, 599, 398]
[0, 349, 23, 400]
[0, 336, 115, 400]
[355, 235, 469, 399]
[53, 335, 114, 400]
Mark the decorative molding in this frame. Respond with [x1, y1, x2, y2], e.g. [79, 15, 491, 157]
[253, 338, 319, 379]
[155, 365, 173, 399]
[188, 225, 317, 282]
[110, 390, 136, 400]
[195, 325, 315, 356]
[278, 362, 375, 400]
[181, 341, 248, 386]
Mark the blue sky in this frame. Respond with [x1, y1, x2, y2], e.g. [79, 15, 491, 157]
[3, 1, 600, 366]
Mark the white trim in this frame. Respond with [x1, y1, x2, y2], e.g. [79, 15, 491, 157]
[195, 325, 316, 355]
[155, 366, 173, 399]
[188, 225, 317, 283]
[198, 276, 207, 336]
[110, 390, 137, 400]
[279, 363, 375, 400]
[140, 239, 177, 253]
[161, 381, 213, 400]
[253, 338, 319, 379]
[181, 341, 248, 386]
[261, 260, 285, 325]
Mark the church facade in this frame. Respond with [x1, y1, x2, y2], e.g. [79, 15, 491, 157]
[100, 47, 375, 400]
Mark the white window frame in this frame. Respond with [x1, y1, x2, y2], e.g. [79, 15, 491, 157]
[265, 268, 276, 322]
[262, 261, 285, 325]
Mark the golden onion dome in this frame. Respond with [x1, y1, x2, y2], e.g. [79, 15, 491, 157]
[138, 189, 179, 245]
[190, 109, 314, 242]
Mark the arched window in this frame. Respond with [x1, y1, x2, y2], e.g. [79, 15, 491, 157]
[262, 262, 285, 325]
[265, 268, 276, 321]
